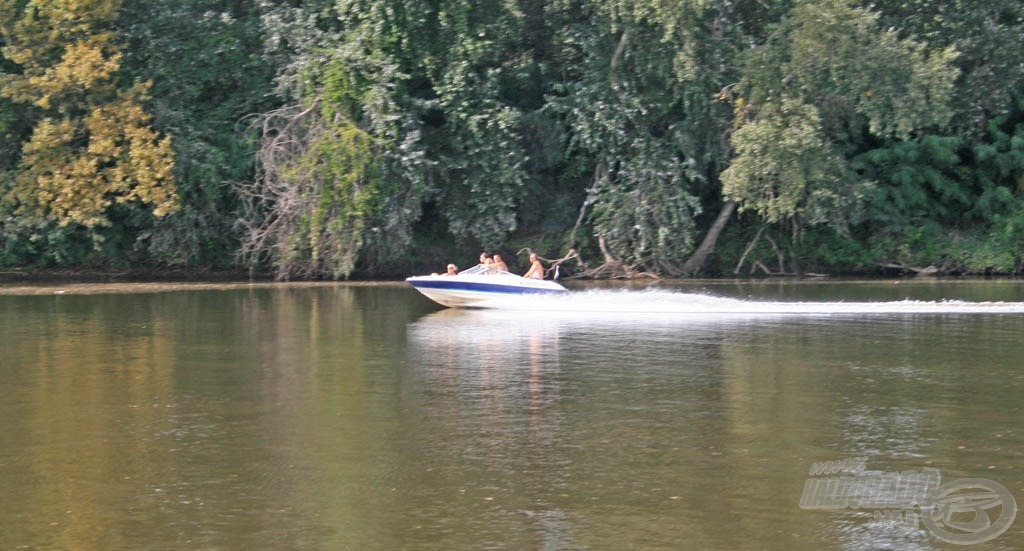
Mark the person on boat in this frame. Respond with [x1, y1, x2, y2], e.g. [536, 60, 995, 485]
[443, 263, 458, 276]
[479, 252, 493, 266]
[523, 252, 544, 280]
[491, 254, 509, 272]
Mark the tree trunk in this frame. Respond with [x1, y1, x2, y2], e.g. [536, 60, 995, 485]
[680, 200, 736, 275]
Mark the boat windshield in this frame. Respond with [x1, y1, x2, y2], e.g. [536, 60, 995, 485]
[459, 264, 515, 276]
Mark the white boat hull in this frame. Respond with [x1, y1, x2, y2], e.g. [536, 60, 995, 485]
[406, 270, 567, 308]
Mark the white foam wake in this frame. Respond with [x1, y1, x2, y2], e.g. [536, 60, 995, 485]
[470, 289, 1024, 315]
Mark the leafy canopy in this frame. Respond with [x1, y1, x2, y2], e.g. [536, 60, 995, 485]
[0, 0, 176, 233]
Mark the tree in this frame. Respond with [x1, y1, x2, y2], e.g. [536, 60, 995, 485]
[237, 0, 431, 279]
[722, 0, 958, 239]
[550, 0, 746, 275]
[872, 0, 1024, 136]
[0, 0, 176, 246]
[427, 0, 535, 248]
[115, 0, 279, 268]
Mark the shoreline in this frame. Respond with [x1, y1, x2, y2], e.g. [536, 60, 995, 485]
[0, 279, 412, 296]
[3, 271, 1024, 297]
[4, 266, 1024, 282]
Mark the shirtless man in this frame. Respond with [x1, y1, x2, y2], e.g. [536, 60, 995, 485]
[491, 254, 509, 272]
[522, 252, 544, 280]
[479, 252, 493, 266]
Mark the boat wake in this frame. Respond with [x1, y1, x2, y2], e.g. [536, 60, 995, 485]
[467, 288, 1024, 315]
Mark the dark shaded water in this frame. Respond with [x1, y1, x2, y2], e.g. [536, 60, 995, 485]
[1, 280, 1023, 549]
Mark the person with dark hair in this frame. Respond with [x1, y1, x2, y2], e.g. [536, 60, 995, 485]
[492, 254, 509, 272]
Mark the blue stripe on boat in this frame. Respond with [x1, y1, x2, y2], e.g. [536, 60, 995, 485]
[409, 280, 565, 295]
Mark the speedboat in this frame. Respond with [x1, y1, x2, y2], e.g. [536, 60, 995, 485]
[406, 264, 568, 307]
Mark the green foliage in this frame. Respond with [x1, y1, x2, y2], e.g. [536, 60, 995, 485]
[970, 107, 1024, 218]
[0, 0, 178, 270]
[286, 121, 378, 278]
[547, 1, 741, 272]
[0, 93, 23, 175]
[723, 98, 867, 229]
[114, 1, 279, 268]
[873, 0, 1024, 136]
[2, 0, 1024, 277]
[236, 0, 432, 279]
[854, 135, 967, 226]
[983, 197, 1024, 272]
[782, 0, 958, 139]
[865, 222, 948, 269]
[427, 1, 535, 247]
[722, 0, 963, 273]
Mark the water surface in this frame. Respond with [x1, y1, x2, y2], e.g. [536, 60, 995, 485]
[1, 280, 1022, 549]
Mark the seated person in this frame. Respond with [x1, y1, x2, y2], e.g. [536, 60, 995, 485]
[523, 253, 544, 280]
[491, 254, 509, 272]
[443, 263, 458, 276]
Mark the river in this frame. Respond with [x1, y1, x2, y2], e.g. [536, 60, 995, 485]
[1, 279, 1022, 549]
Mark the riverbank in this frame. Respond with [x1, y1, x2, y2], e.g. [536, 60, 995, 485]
[4, 264, 1023, 285]
[0, 267, 264, 284]
[4, 270, 1023, 298]
[0, 279, 414, 296]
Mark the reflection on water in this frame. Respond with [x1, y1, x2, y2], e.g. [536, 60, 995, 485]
[1, 282, 1023, 549]
[405, 301, 1024, 550]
